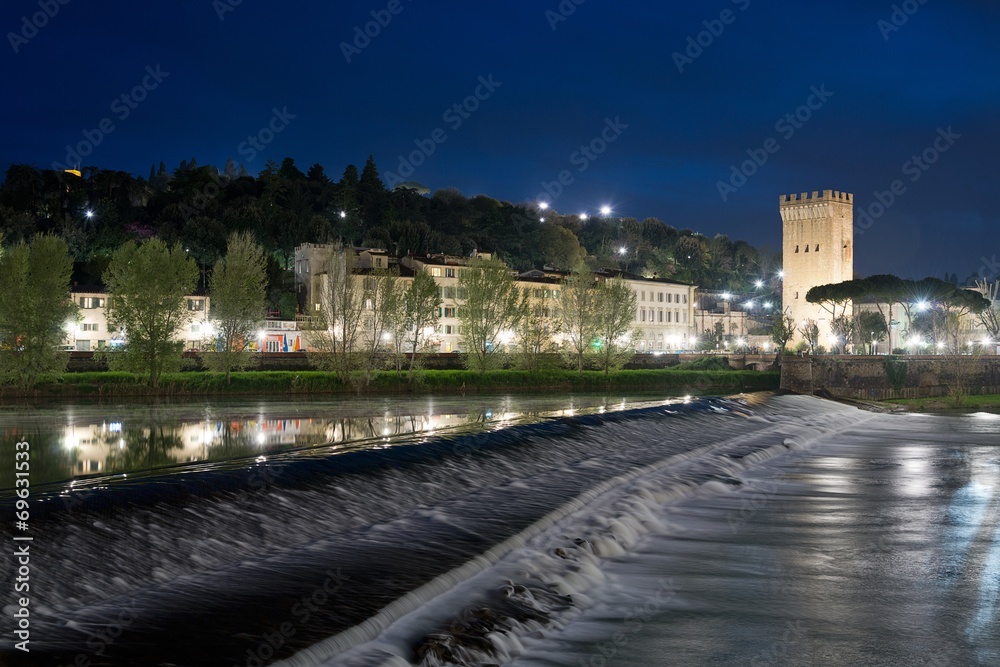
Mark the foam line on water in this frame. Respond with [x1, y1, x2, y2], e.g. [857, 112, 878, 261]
[272, 397, 877, 666]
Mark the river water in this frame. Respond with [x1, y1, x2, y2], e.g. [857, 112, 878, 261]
[1, 394, 998, 666]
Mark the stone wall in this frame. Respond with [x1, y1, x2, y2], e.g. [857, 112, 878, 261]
[780, 355, 1000, 400]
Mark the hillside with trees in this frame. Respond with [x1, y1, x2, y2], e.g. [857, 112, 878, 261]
[0, 157, 778, 312]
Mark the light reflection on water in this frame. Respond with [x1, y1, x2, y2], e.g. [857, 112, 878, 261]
[0, 393, 679, 489]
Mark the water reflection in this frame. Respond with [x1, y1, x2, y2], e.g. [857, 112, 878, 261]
[0, 394, 674, 490]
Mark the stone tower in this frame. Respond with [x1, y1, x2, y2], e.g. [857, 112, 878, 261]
[780, 190, 853, 344]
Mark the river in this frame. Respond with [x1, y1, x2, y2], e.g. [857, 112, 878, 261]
[1, 393, 997, 666]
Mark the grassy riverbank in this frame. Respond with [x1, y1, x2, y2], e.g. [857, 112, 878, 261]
[2, 368, 779, 399]
[882, 394, 1000, 411]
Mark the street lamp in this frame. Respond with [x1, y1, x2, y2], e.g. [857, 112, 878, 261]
[538, 201, 549, 211]
[579, 213, 588, 221]
[754, 279, 763, 289]
[600, 205, 612, 216]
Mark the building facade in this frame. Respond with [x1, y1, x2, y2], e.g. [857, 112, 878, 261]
[780, 190, 854, 342]
[66, 290, 211, 351]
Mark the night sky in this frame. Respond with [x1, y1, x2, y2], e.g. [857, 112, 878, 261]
[3, 1, 998, 279]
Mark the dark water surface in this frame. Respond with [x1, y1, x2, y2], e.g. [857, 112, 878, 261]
[0, 395, 997, 666]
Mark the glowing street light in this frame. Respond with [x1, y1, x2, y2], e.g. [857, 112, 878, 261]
[763, 301, 773, 310]
[538, 201, 549, 210]
[84, 209, 94, 219]
[916, 301, 928, 312]
[618, 246, 627, 255]
[339, 210, 347, 219]
[754, 279, 763, 289]
[743, 300, 754, 310]
[600, 205, 612, 216]
[721, 292, 732, 301]
[777, 270, 784, 279]
[579, 213, 589, 221]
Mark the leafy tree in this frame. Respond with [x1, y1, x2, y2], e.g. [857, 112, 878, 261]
[855, 311, 888, 354]
[0, 234, 75, 389]
[558, 269, 599, 371]
[592, 278, 639, 375]
[104, 239, 199, 387]
[770, 310, 796, 353]
[205, 231, 267, 382]
[458, 256, 528, 372]
[403, 269, 441, 377]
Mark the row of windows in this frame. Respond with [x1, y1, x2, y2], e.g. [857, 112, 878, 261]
[794, 245, 820, 253]
[638, 309, 689, 324]
[428, 267, 459, 278]
[640, 291, 687, 304]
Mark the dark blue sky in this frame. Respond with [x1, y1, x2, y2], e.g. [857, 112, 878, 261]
[3, 0, 998, 279]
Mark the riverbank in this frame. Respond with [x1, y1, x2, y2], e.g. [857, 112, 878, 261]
[1, 368, 779, 400]
[881, 394, 1000, 412]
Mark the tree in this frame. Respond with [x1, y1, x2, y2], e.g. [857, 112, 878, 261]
[0, 234, 75, 389]
[797, 319, 820, 354]
[830, 315, 853, 354]
[403, 269, 442, 377]
[104, 239, 199, 387]
[307, 245, 365, 382]
[205, 231, 267, 383]
[458, 256, 528, 372]
[359, 267, 404, 384]
[976, 279, 999, 340]
[770, 309, 796, 353]
[516, 295, 559, 372]
[592, 278, 639, 375]
[855, 311, 888, 354]
[558, 269, 599, 371]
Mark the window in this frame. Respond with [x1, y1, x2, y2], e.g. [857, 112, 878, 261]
[430, 267, 442, 277]
[81, 323, 99, 332]
[658, 292, 664, 302]
[804, 245, 809, 252]
[443, 287, 456, 299]
[795, 245, 800, 253]
[444, 307, 456, 318]
[795, 292, 799, 299]
[375, 258, 384, 268]
[78, 297, 106, 309]
[188, 299, 205, 311]
[641, 291, 646, 301]
[658, 310, 664, 323]
[445, 268, 455, 278]
[683, 294, 688, 304]
[641, 310, 646, 322]
[815, 244, 820, 252]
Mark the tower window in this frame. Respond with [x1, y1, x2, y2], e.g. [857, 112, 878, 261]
[795, 245, 799, 253]
[804, 245, 809, 252]
[815, 244, 820, 252]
